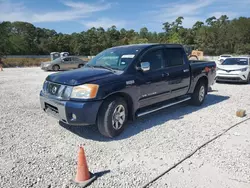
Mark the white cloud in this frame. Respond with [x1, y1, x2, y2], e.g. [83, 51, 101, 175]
[0, 0, 112, 23]
[82, 18, 126, 29]
[157, 0, 214, 19]
[146, 0, 214, 29]
[208, 12, 238, 19]
[146, 0, 250, 29]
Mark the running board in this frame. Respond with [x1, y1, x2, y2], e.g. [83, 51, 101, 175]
[136, 96, 191, 117]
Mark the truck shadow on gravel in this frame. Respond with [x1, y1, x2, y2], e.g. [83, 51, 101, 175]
[60, 93, 229, 142]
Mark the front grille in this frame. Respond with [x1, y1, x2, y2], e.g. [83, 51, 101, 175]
[42, 81, 71, 100]
[217, 77, 242, 81]
[48, 82, 61, 95]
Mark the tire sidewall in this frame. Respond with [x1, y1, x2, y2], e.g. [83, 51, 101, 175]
[98, 98, 128, 138]
[53, 65, 60, 71]
[192, 82, 206, 106]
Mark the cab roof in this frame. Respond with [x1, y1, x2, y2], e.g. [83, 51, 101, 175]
[110, 43, 183, 50]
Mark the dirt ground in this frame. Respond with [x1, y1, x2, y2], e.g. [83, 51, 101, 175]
[0, 68, 249, 188]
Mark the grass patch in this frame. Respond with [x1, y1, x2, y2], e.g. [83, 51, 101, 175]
[2, 58, 50, 68]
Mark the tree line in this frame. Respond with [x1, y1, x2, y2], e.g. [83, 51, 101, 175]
[0, 15, 250, 56]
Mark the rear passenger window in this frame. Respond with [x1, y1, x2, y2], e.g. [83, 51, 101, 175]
[63, 57, 71, 61]
[165, 48, 184, 67]
[141, 49, 164, 71]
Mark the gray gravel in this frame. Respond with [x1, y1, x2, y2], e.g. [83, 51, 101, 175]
[0, 67, 249, 188]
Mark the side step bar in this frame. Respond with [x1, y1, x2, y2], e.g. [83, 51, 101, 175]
[137, 96, 191, 117]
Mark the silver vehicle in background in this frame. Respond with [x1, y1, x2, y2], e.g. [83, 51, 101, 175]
[41, 56, 87, 71]
[218, 54, 233, 63]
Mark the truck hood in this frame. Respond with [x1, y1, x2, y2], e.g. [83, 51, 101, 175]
[46, 67, 120, 86]
[218, 65, 248, 71]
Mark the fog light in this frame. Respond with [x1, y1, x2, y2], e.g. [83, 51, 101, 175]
[71, 113, 77, 121]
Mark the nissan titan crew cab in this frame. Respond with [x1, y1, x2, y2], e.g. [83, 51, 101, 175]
[40, 44, 216, 138]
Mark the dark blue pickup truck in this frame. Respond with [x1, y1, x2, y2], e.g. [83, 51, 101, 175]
[40, 44, 216, 137]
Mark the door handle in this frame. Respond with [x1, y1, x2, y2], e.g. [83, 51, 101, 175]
[183, 69, 189, 73]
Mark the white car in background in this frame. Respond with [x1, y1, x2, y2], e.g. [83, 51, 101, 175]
[218, 54, 233, 63]
[216, 57, 250, 83]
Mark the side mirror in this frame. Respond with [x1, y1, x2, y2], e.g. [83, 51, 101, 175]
[140, 62, 150, 72]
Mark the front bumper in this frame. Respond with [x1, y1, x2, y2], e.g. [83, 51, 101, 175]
[40, 92, 102, 125]
[215, 70, 248, 82]
[41, 66, 51, 71]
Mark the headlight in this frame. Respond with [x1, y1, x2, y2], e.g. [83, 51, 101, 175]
[240, 68, 247, 72]
[71, 84, 99, 99]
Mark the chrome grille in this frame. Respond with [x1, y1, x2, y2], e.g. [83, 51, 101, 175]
[42, 81, 72, 100]
[48, 82, 61, 95]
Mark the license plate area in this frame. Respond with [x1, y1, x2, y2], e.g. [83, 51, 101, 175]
[45, 102, 59, 114]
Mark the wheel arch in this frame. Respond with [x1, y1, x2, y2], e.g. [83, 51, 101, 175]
[196, 76, 208, 94]
[52, 64, 60, 70]
[98, 92, 135, 122]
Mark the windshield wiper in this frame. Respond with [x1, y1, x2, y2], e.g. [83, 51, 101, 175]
[92, 65, 116, 72]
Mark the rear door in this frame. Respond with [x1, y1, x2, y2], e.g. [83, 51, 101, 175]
[163, 47, 191, 98]
[136, 47, 171, 108]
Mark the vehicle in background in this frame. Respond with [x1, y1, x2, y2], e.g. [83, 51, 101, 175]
[40, 44, 216, 138]
[41, 56, 87, 71]
[216, 57, 250, 83]
[218, 54, 233, 63]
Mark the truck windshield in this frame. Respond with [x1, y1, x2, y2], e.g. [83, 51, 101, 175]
[86, 47, 141, 71]
[222, 58, 249, 65]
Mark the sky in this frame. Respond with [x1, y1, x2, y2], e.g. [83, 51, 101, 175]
[0, 0, 250, 34]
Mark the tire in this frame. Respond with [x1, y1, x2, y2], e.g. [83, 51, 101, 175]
[191, 81, 206, 106]
[78, 64, 84, 68]
[97, 97, 128, 138]
[52, 65, 60, 71]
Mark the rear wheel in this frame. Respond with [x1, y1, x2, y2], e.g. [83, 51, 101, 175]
[191, 81, 206, 106]
[52, 65, 60, 71]
[97, 97, 128, 138]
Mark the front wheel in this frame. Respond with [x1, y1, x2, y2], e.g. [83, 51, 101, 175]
[97, 97, 128, 138]
[191, 81, 206, 106]
[52, 65, 60, 71]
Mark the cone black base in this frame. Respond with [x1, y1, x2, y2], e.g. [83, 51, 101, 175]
[71, 172, 97, 188]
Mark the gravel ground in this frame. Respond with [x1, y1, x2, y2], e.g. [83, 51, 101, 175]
[0, 67, 249, 188]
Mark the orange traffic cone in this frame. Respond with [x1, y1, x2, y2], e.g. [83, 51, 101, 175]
[72, 145, 97, 187]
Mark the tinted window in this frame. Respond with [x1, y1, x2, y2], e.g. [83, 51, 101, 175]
[87, 47, 141, 70]
[63, 57, 71, 62]
[164, 48, 184, 67]
[141, 49, 164, 71]
[72, 57, 79, 61]
[222, 58, 248, 65]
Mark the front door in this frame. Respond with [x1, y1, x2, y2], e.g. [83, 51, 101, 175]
[136, 48, 171, 108]
[163, 47, 191, 98]
[61, 57, 72, 69]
